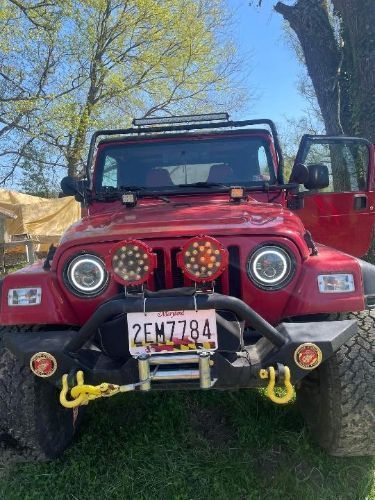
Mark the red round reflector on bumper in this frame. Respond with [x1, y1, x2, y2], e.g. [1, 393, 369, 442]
[30, 352, 57, 377]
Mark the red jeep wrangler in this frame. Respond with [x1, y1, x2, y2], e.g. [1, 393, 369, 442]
[1, 114, 374, 460]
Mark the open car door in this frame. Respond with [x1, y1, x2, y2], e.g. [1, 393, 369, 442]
[289, 135, 375, 257]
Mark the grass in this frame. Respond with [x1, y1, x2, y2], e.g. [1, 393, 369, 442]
[0, 260, 374, 499]
[0, 390, 374, 500]
[0, 261, 28, 278]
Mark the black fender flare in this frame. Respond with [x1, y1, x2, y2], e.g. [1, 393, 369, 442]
[358, 258, 375, 307]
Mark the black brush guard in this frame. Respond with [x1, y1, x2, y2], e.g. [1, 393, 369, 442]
[3, 291, 357, 389]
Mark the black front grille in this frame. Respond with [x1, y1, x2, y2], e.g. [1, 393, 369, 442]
[171, 248, 184, 288]
[228, 245, 241, 298]
[154, 249, 166, 290]
[153, 245, 242, 299]
[214, 276, 223, 294]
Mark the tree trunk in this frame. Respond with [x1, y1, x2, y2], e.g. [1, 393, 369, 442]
[275, 0, 344, 135]
[274, 0, 375, 262]
[332, 0, 375, 142]
[275, 0, 374, 143]
[333, 0, 375, 263]
[66, 104, 92, 178]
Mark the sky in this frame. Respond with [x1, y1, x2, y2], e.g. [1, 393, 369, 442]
[227, 0, 308, 127]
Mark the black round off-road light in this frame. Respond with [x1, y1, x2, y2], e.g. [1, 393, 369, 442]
[247, 245, 294, 290]
[109, 239, 157, 286]
[177, 235, 228, 282]
[65, 254, 108, 297]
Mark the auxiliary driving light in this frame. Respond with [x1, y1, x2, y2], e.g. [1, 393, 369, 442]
[177, 236, 228, 282]
[133, 113, 229, 127]
[229, 186, 245, 202]
[109, 239, 157, 286]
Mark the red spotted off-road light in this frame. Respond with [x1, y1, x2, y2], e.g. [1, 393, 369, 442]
[109, 239, 157, 286]
[177, 235, 228, 282]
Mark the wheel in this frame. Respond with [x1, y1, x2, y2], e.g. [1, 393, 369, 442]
[0, 326, 84, 462]
[296, 310, 375, 457]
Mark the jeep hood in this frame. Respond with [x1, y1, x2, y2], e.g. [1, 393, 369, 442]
[60, 198, 308, 252]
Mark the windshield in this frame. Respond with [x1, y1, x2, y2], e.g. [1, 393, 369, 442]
[95, 134, 277, 192]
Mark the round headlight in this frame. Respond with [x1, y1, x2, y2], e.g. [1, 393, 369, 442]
[66, 254, 108, 296]
[110, 239, 157, 286]
[177, 235, 229, 282]
[247, 245, 294, 289]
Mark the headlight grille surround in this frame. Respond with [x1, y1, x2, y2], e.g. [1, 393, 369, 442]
[65, 254, 108, 297]
[247, 245, 295, 290]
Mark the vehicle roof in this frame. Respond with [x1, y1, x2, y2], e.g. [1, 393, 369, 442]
[97, 128, 273, 147]
[86, 118, 285, 184]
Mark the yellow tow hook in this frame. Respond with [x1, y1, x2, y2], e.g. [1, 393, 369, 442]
[259, 365, 294, 405]
[59, 371, 127, 409]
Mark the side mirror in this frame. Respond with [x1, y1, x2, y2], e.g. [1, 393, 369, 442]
[304, 164, 330, 190]
[289, 163, 309, 184]
[60, 176, 90, 203]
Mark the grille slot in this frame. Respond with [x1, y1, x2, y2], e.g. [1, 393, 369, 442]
[228, 246, 241, 298]
[153, 245, 242, 299]
[154, 249, 166, 290]
[171, 248, 184, 288]
[214, 276, 223, 294]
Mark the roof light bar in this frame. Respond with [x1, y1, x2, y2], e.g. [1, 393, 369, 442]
[133, 113, 229, 127]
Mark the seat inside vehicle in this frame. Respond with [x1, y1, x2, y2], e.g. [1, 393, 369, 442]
[145, 168, 173, 187]
[207, 164, 234, 183]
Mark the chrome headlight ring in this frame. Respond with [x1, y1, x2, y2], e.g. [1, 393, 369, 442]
[247, 245, 295, 290]
[64, 254, 108, 297]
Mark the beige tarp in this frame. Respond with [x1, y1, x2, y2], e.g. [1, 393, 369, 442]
[0, 189, 81, 252]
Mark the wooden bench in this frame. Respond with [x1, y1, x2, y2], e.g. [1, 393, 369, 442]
[0, 209, 38, 270]
[3, 234, 39, 265]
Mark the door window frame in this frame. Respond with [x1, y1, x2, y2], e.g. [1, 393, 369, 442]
[294, 134, 374, 193]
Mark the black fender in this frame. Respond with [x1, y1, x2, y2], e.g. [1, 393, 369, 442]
[358, 258, 375, 307]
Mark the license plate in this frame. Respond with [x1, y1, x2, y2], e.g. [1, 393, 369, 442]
[127, 309, 217, 355]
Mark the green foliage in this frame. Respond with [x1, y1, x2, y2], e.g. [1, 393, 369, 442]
[0, 0, 245, 181]
[18, 146, 59, 198]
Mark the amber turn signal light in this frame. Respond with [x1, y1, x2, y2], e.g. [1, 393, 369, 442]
[229, 186, 246, 201]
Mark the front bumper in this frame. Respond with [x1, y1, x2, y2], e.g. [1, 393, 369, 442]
[3, 291, 357, 390]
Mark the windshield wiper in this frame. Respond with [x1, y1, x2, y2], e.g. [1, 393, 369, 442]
[177, 182, 229, 188]
[118, 185, 145, 191]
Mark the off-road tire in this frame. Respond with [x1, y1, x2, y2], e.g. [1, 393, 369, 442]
[297, 310, 375, 457]
[0, 326, 83, 462]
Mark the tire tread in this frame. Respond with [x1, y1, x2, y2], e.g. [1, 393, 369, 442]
[0, 325, 81, 462]
[297, 311, 375, 457]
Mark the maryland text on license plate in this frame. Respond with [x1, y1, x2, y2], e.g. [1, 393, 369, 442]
[127, 309, 218, 355]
